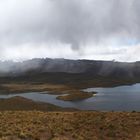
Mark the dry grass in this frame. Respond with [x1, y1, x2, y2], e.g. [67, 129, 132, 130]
[0, 111, 140, 140]
[1, 83, 69, 94]
[0, 96, 76, 111]
[57, 91, 94, 101]
[0, 83, 96, 101]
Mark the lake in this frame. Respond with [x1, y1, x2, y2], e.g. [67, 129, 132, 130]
[1, 83, 140, 111]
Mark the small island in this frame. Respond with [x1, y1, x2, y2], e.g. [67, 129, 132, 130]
[56, 90, 96, 101]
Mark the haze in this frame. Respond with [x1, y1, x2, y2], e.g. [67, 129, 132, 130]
[0, 0, 140, 62]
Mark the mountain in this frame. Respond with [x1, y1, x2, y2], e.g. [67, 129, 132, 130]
[0, 58, 140, 79]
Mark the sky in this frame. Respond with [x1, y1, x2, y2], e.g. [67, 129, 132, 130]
[0, 0, 140, 62]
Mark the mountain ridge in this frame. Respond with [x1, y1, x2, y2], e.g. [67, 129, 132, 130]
[0, 58, 140, 79]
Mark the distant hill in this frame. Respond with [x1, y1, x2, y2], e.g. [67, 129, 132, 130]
[0, 58, 140, 79]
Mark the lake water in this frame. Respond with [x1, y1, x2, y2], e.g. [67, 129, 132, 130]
[1, 83, 140, 111]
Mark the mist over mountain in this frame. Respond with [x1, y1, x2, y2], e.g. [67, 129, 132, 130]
[0, 58, 140, 79]
[0, 0, 140, 62]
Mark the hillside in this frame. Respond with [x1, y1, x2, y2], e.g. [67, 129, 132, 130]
[0, 58, 140, 80]
[0, 111, 140, 140]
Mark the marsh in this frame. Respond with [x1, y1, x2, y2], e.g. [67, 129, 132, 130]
[0, 83, 140, 111]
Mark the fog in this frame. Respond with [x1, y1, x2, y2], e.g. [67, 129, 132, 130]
[0, 0, 140, 61]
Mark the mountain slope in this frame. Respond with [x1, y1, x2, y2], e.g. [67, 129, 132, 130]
[0, 58, 140, 80]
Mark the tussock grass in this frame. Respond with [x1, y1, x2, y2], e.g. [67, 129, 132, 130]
[57, 91, 94, 101]
[0, 111, 140, 140]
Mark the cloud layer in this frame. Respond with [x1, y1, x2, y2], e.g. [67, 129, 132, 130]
[0, 0, 140, 61]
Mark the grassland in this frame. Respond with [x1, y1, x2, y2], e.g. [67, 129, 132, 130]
[0, 72, 137, 88]
[56, 91, 95, 101]
[0, 83, 96, 101]
[0, 73, 136, 101]
[0, 73, 140, 139]
[0, 83, 70, 94]
[0, 111, 139, 140]
[0, 96, 76, 111]
[0, 72, 138, 103]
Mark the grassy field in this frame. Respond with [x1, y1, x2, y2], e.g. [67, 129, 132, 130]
[0, 83, 69, 94]
[0, 111, 140, 140]
[0, 72, 138, 102]
[0, 73, 140, 139]
[0, 96, 77, 111]
[0, 72, 138, 88]
[56, 91, 94, 101]
[0, 83, 96, 101]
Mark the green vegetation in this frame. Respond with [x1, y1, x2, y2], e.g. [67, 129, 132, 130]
[0, 111, 140, 140]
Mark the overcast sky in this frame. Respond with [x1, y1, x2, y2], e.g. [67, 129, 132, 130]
[0, 0, 140, 62]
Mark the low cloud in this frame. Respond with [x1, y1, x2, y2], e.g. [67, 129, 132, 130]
[0, 0, 140, 61]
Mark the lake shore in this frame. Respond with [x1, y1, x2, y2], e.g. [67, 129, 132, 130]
[56, 91, 96, 101]
[0, 75, 140, 139]
[0, 96, 77, 111]
[0, 83, 97, 101]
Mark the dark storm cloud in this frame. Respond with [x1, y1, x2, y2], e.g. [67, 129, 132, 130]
[0, 0, 140, 61]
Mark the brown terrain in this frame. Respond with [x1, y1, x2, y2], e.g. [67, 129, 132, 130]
[0, 111, 140, 140]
